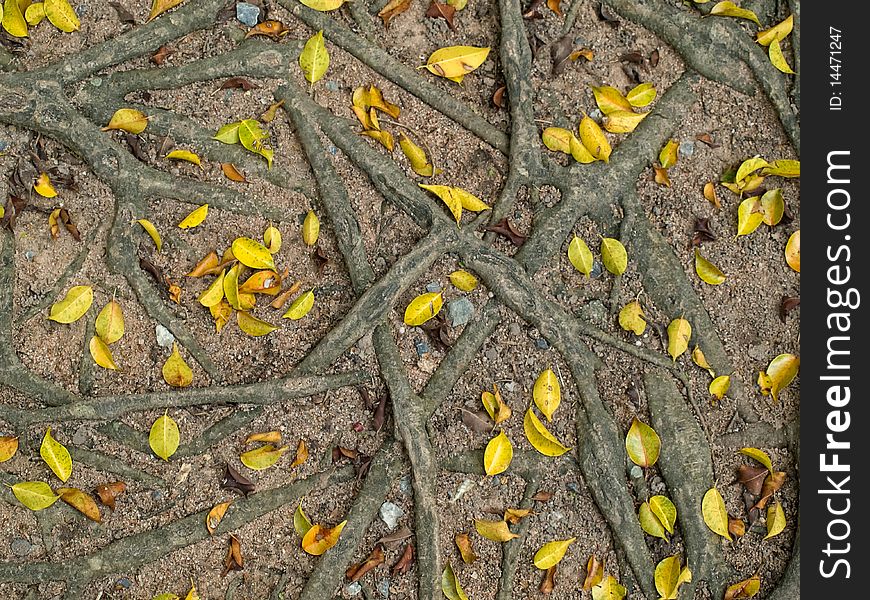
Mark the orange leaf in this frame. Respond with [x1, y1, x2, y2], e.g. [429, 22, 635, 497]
[221, 163, 247, 183]
[302, 520, 347, 555]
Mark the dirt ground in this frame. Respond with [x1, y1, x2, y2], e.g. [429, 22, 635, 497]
[0, 1, 799, 599]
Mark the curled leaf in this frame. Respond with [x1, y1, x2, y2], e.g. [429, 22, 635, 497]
[639, 501, 668, 540]
[659, 139, 679, 169]
[419, 184, 462, 223]
[583, 554, 605, 590]
[725, 575, 761, 600]
[758, 353, 799, 402]
[94, 481, 126, 510]
[165, 149, 202, 167]
[523, 408, 571, 456]
[710, 1, 760, 25]
[294, 501, 313, 536]
[137, 219, 162, 251]
[455, 533, 479, 563]
[441, 562, 469, 600]
[57, 487, 101, 522]
[757, 15, 793, 46]
[768, 39, 795, 74]
[206, 500, 232, 535]
[703, 182, 721, 209]
[692, 345, 715, 377]
[650, 495, 677, 534]
[198, 270, 226, 307]
[302, 520, 347, 555]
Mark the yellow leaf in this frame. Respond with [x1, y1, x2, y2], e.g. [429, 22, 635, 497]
[655, 555, 692, 600]
[756, 14, 793, 46]
[263, 225, 282, 254]
[12, 481, 59, 510]
[240, 444, 288, 470]
[568, 236, 593, 277]
[2, 0, 28, 37]
[300, 30, 330, 86]
[162, 342, 193, 388]
[738, 447, 774, 473]
[694, 249, 726, 285]
[703, 182, 721, 209]
[542, 127, 573, 154]
[709, 375, 731, 400]
[759, 353, 799, 402]
[667, 317, 692, 361]
[483, 431, 513, 476]
[736, 196, 764, 237]
[184, 583, 200, 600]
[590, 86, 632, 115]
[533, 538, 576, 570]
[378, 0, 410, 27]
[583, 554, 605, 590]
[44, 0, 78, 31]
[238, 270, 281, 295]
[533, 368, 561, 422]
[403, 291, 443, 326]
[768, 39, 795, 74]
[579, 114, 611, 161]
[603, 110, 649, 134]
[764, 501, 786, 539]
[419, 183, 462, 223]
[709, 1, 760, 25]
[785, 230, 800, 272]
[659, 139, 679, 169]
[592, 575, 627, 600]
[25, 2, 46, 26]
[232, 237, 276, 271]
[198, 270, 225, 308]
[361, 129, 395, 151]
[724, 575, 761, 600]
[149, 412, 180, 461]
[638, 501, 668, 540]
[570, 135, 596, 164]
[283, 289, 315, 320]
[654, 165, 671, 187]
[449, 270, 478, 292]
[299, 0, 346, 10]
[503, 508, 531, 524]
[736, 157, 770, 183]
[210, 300, 232, 333]
[148, 0, 184, 22]
[455, 532, 478, 563]
[422, 45, 490, 81]
[165, 149, 202, 167]
[761, 159, 799, 178]
[600, 237, 628, 275]
[649, 495, 677, 534]
[302, 210, 320, 246]
[482, 385, 511, 424]
[398, 133, 441, 176]
[102, 108, 148, 134]
[178, 204, 209, 229]
[759, 189, 784, 226]
[237, 311, 278, 337]
[302, 520, 347, 555]
[48, 285, 93, 323]
[523, 407, 570, 456]
[692, 345, 715, 377]
[40, 427, 72, 482]
[34, 172, 57, 198]
[137, 219, 162, 252]
[290, 439, 308, 468]
[89, 335, 119, 370]
[206, 500, 232, 535]
[702, 487, 732, 540]
[246, 431, 282, 445]
[625, 417, 661, 468]
[294, 501, 313, 536]
[618, 300, 646, 335]
[441, 562, 470, 600]
[452, 187, 489, 212]
[94, 300, 124, 344]
[0, 436, 19, 462]
[474, 519, 519, 542]
[57, 487, 101, 522]
[626, 82, 657, 107]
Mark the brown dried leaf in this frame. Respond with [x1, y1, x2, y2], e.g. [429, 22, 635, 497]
[221, 534, 244, 577]
[550, 34, 574, 75]
[187, 251, 220, 277]
[221, 163, 247, 183]
[695, 133, 720, 148]
[125, 133, 148, 162]
[461, 408, 491, 433]
[168, 283, 182, 304]
[392, 543, 414, 575]
[93, 481, 126, 511]
[486, 217, 526, 246]
[1, 196, 27, 232]
[373, 392, 389, 432]
[151, 45, 172, 65]
[691, 217, 716, 248]
[221, 463, 255, 496]
[728, 516, 746, 538]
[621, 51, 645, 64]
[220, 77, 258, 91]
[540, 565, 556, 594]
[736, 464, 767, 496]
[260, 99, 285, 122]
[650, 49, 660, 68]
[270, 281, 303, 309]
[379, 0, 411, 27]
[313, 245, 330, 277]
[779, 296, 799, 322]
[532, 490, 553, 503]
[110, 1, 136, 24]
[523, 0, 544, 19]
[754, 471, 786, 510]
[244, 20, 290, 40]
[347, 544, 385, 581]
[455, 533, 478, 564]
[582, 554, 604, 590]
[425, 2, 456, 31]
[377, 526, 413, 547]
[290, 439, 308, 468]
[492, 85, 507, 108]
[504, 508, 532, 524]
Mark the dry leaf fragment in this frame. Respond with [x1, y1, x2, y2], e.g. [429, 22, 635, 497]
[94, 481, 126, 510]
[148, 0, 184, 22]
[486, 217, 527, 246]
[244, 19, 289, 40]
[221, 534, 244, 577]
[653, 166, 671, 187]
[754, 471, 786, 510]
[736, 464, 768, 496]
[347, 544, 386, 581]
[222, 463, 255, 496]
[539, 565, 557, 594]
[378, 0, 410, 27]
[532, 490, 554, 503]
[725, 575, 761, 600]
[455, 533, 478, 564]
[728, 516, 746, 538]
[392, 543, 414, 575]
[425, 1, 456, 31]
[290, 439, 308, 468]
[221, 163, 247, 183]
[703, 182, 721, 209]
[779, 296, 799, 322]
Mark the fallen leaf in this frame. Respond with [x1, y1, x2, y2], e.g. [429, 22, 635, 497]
[34, 172, 57, 198]
[244, 19, 290, 40]
[784, 230, 799, 272]
[449, 270, 478, 292]
[627, 82, 657, 107]
[12, 482, 59, 511]
[578, 114, 611, 161]
[533, 368, 561, 421]
[301, 209, 321, 247]
[151, 44, 172, 64]
[709, 1, 760, 25]
[618, 300, 646, 335]
[392, 543, 414, 575]
[221, 534, 244, 577]
[283, 289, 315, 320]
[568, 236, 594, 277]
[294, 500, 313, 536]
[210, 301, 232, 333]
[89, 335, 119, 370]
[57, 487, 101, 522]
[220, 77, 257, 91]
[481, 384, 511, 425]
[639, 501, 669, 540]
[694, 249, 726, 285]
[692, 345, 715, 377]
[625, 417, 661, 467]
[533, 538, 575, 570]
[764, 501, 786, 539]
[300, 30, 330, 87]
[0, 436, 19, 463]
[475, 519, 519, 542]
[137, 219, 162, 251]
[221, 163, 247, 183]
[592, 575, 627, 600]
[667, 317, 691, 361]
[582, 554, 604, 590]
[347, 544, 386, 581]
[425, 1, 456, 30]
[165, 149, 202, 167]
[403, 291, 443, 326]
[754, 471, 786, 510]
[603, 110, 649, 134]
[290, 439, 308, 468]
[441, 562, 469, 600]
[523, 407, 570, 456]
[422, 46, 490, 83]
[300, 0, 347, 10]
[147, 0, 184, 22]
[696, 133, 719, 148]
[461, 408, 491, 433]
[659, 139, 679, 169]
[768, 39, 795, 74]
[2, 0, 29, 37]
[198, 270, 225, 308]
[455, 533, 478, 563]
[736, 157, 770, 184]
[94, 481, 126, 510]
[728, 516, 746, 538]
[702, 487, 732, 540]
[736, 464, 768, 496]
[492, 85, 507, 108]
[540, 565, 557, 594]
[725, 575, 761, 600]
[222, 463, 255, 496]
[709, 375, 731, 399]
[486, 217, 526, 246]
[103, 108, 148, 134]
[44, 0, 79, 32]
[758, 353, 799, 402]
[738, 448, 774, 474]
[240, 444, 288, 470]
[503, 508, 531, 524]
[169, 283, 183, 304]
[759, 189, 784, 226]
[653, 165, 671, 187]
[237, 311, 278, 337]
[378, 0, 410, 27]
[149, 412, 180, 461]
[591, 86, 632, 115]
[600, 237, 628, 275]
[178, 204, 208, 229]
[757, 15, 793, 46]
[692, 217, 716, 247]
[484, 431, 513, 476]
[399, 134, 441, 177]
[654, 555, 692, 600]
[302, 520, 347, 555]
[94, 300, 124, 344]
[162, 343, 193, 388]
[760, 159, 799, 178]
[232, 237, 276, 271]
[40, 427, 72, 482]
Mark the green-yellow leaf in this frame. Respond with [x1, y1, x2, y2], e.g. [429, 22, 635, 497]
[48, 285, 93, 323]
[619, 300, 646, 335]
[302, 210, 320, 246]
[240, 444, 289, 470]
[40, 427, 72, 482]
[239, 119, 269, 153]
[2, 0, 28, 37]
[523, 407, 571, 456]
[533, 538, 576, 570]
[736, 196, 764, 237]
[590, 86, 632, 115]
[533, 368, 560, 421]
[198, 270, 226, 308]
[736, 157, 770, 184]
[639, 502, 669, 540]
[692, 345, 716, 377]
[542, 127, 573, 154]
[710, 1, 760, 25]
[178, 204, 209, 229]
[165, 149, 202, 167]
[694, 249, 726, 285]
[152, 594, 180, 600]
[422, 45, 490, 82]
[474, 519, 519, 542]
[162, 342, 193, 388]
[738, 447, 774, 474]
[603, 110, 648, 134]
[759, 353, 799, 402]
[483, 431, 513, 476]
[592, 575, 627, 600]
[403, 291, 443, 326]
[449, 270, 478, 292]
[300, 30, 330, 86]
[600, 237, 628, 275]
[294, 500, 313, 536]
[148, 0, 185, 22]
[44, 0, 79, 32]
[667, 318, 692, 361]
[761, 159, 799, 178]
[89, 335, 119, 370]
[299, 0, 347, 10]
[568, 236, 594, 277]
[214, 122, 241, 145]
[283, 289, 315, 320]
[579, 114, 611, 161]
[785, 230, 800, 272]
[625, 417, 661, 467]
[441, 562, 470, 600]
[398, 133, 441, 176]
[725, 575, 761, 600]
[232, 237, 277, 271]
[756, 15, 793, 46]
[264, 225, 282, 253]
[95, 300, 124, 344]
[223, 264, 242, 310]
[0, 436, 19, 463]
[764, 501, 786, 539]
[419, 184, 462, 224]
[702, 487, 732, 540]
[709, 375, 731, 400]
[659, 139, 679, 169]
[237, 311, 278, 337]
[12, 481, 59, 511]
[103, 108, 148, 134]
[626, 82, 657, 107]
[149, 412, 180, 461]
[655, 555, 692, 600]
[137, 219, 162, 251]
[760, 189, 784, 226]
[768, 39, 795, 74]
[25, 2, 46, 26]
[650, 495, 677, 534]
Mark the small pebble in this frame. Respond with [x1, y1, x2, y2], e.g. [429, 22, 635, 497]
[345, 582, 362, 596]
[590, 260, 604, 278]
[484, 348, 498, 362]
[325, 81, 340, 92]
[630, 465, 643, 479]
[353, 422, 364, 432]
[151, 490, 164, 501]
[379, 502, 405, 530]
[425, 282, 441, 293]
[155, 324, 175, 348]
[10, 538, 31, 557]
[399, 475, 412, 495]
[566, 482, 582, 494]
[115, 577, 133, 590]
[450, 479, 475, 503]
[89, 77, 102, 87]
[678, 141, 695, 158]
[535, 338, 550, 350]
[72, 424, 90, 446]
[503, 381, 517, 393]
[24, 250, 35, 261]
[328, 145, 338, 156]
[377, 578, 391, 598]
[508, 323, 522, 337]
[235, 2, 260, 27]
[414, 340, 430, 356]
[447, 297, 475, 327]
[0, 140, 9, 152]
[589, 108, 604, 122]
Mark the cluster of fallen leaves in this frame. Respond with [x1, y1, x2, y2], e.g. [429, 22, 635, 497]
[702, 2, 796, 74]
[1, 0, 79, 37]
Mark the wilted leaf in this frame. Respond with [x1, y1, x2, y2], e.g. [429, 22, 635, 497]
[378, 0, 410, 27]
[709, 375, 731, 399]
[703, 182, 721, 209]
[232, 237, 276, 271]
[422, 46, 490, 83]
[33, 172, 56, 198]
[12, 482, 59, 511]
[425, 1, 456, 31]
[260, 99, 285, 123]
[533, 538, 575, 570]
[221, 534, 244, 577]
[694, 249, 726, 285]
[627, 82, 657, 107]
[162, 343, 192, 388]
[768, 39, 794, 74]
[283, 289, 315, 320]
[692, 345, 715, 377]
[0, 436, 19, 463]
[659, 139, 679, 169]
[475, 519, 519, 542]
[503, 508, 531, 524]
[710, 1, 760, 25]
[222, 463, 255, 496]
[300, 0, 347, 10]
[759, 353, 799, 402]
[540, 565, 557, 595]
[591, 86, 632, 115]
[592, 575, 627, 600]
[600, 237, 627, 275]
[461, 408, 491, 433]
[147, 0, 184, 22]
[300, 30, 330, 87]
[94, 481, 125, 510]
[403, 291, 443, 326]
[40, 427, 72, 482]
[765, 501, 786, 539]
[578, 114, 611, 162]
[728, 517, 746, 538]
[347, 544, 386, 581]
[455, 533, 478, 563]
[533, 368, 561, 421]
[399, 134, 440, 176]
[290, 439, 308, 469]
[603, 110, 649, 134]
[89, 336, 119, 370]
[568, 236, 594, 277]
[237, 311, 278, 337]
[103, 108, 148, 134]
[486, 217, 527, 246]
[244, 19, 290, 40]
[736, 157, 770, 183]
[441, 562, 469, 600]
[523, 408, 570, 456]
[639, 501, 668, 540]
[136, 219, 162, 251]
[149, 412, 180, 461]
[619, 300, 646, 335]
[240, 444, 288, 470]
[625, 417, 661, 467]
[654, 555, 692, 600]
[667, 317, 691, 361]
[653, 166, 671, 187]
[739, 448, 774, 474]
[725, 575, 761, 600]
[219, 77, 257, 91]
[785, 230, 799, 272]
[736, 464, 767, 496]
[583, 554, 605, 590]
[210, 301, 232, 333]
[481, 384, 511, 424]
[198, 270, 226, 308]
[484, 431, 513, 476]
[391, 542, 414, 574]
[57, 487, 101, 522]
[761, 159, 799, 178]
[702, 487, 732, 540]
[757, 15, 793, 46]
[302, 210, 320, 246]
[302, 520, 347, 555]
